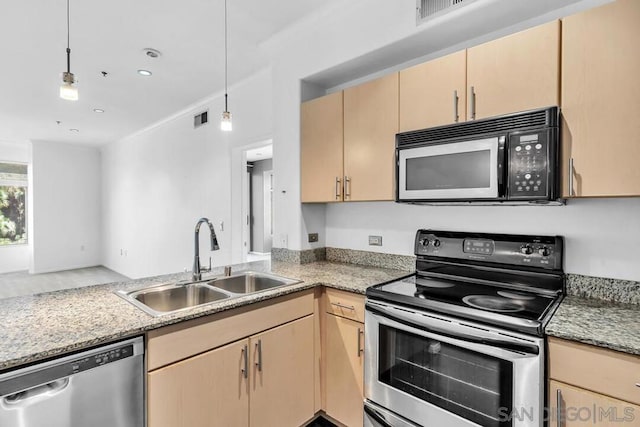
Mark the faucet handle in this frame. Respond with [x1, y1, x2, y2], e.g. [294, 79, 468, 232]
[201, 257, 212, 273]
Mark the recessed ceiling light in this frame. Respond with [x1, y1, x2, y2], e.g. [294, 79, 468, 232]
[137, 69, 152, 76]
[69, 128, 79, 132]
[93, 108, 105, 113]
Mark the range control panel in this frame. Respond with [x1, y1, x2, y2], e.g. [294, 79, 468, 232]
[415, 229, 563, 271]
[507, 130, 553, 199]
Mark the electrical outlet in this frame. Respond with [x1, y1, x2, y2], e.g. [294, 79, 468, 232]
[308, 233, 319, 243]
[278, 234, 288, 248]
[369, 235, 383, 246]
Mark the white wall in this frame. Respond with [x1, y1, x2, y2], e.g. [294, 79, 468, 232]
[101, 68, 273, 279]
[30, 141, 102, 273]
[325, 199, 640, 281]
[0, 141, 30, 273]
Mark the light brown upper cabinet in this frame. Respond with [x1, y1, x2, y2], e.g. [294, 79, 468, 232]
[467, 20, 560, 120]
[301, 74, 398, 203]
[561, 0, 640, 197]
[301, 91, 344, 203]
[343, 73, 399, 201]
[399, 50, 467, 132]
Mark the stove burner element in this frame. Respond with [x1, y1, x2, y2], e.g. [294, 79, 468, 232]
[462, 295, 525, 313]
[497, 290, 536, 300]
[408, 277, 455, 288]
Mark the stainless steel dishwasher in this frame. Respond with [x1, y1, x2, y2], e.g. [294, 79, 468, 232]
[0, 336, 144, 427]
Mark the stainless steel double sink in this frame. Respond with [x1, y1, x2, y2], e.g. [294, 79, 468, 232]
[117, 271, 301, 317]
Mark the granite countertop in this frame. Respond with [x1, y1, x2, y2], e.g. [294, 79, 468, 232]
[546, 295, 640, 356]
[0, 260, 410, 371]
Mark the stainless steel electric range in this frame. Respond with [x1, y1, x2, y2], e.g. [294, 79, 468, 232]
[364, 230, 565, 427]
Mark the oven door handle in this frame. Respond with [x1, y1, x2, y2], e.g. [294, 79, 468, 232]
[364, 403, 393, 427]
[366, 303, 540, 355]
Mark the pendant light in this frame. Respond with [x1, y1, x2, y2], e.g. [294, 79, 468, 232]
[220, 0, 232, 131]
[59, 0, 78, 101]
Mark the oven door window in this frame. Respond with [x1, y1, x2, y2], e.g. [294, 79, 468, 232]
[379, 325, 513, 427]
[398, 137, 499, 200]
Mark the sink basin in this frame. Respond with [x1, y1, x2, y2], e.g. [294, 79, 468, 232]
[208, 271, 300, 294]
[117, 271, 301, 317]
[117, 282, 231, 316]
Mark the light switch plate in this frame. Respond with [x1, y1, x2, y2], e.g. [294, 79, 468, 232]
[308, 233, 319, 243]
[369, 235, 382, 246]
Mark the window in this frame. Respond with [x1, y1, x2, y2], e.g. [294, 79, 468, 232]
[0, 162, 28, 246]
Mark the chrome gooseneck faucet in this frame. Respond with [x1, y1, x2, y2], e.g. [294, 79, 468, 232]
[193, 218, 220, 281]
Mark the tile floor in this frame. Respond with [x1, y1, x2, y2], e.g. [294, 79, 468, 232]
[0, 266, 129, 299]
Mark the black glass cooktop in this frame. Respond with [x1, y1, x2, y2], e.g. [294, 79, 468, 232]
[368, 273, 557, 323]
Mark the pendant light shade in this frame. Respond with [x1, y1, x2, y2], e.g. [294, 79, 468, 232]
[220, 0, 232, 131]
[60, 0, 78, 101]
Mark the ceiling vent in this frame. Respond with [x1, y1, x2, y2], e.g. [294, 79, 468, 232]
[194, 110, 208, 128]
[416, 0, 479, 25]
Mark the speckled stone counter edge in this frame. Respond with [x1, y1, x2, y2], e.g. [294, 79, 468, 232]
[272, 247, 415, 271]
[566, 273, 640, 305]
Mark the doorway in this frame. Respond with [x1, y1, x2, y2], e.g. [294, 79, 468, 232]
[244, 144, 272, 262]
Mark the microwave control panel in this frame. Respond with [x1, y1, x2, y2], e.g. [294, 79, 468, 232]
[507, 131, 552, 199]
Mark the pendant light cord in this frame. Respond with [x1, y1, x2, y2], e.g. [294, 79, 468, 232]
[66, 0, 71, 74]
[224, 0, 228, 111]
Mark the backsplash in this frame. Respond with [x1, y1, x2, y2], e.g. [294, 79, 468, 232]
[271, 247, 326, 264]
[566, 274, 640, 305]
[271, 247, 415, 271]
[325, 248, 415, 271]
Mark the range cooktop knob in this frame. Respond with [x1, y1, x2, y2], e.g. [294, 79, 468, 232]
[520, 245, 533, 255]
[538, 247, 550, 257]
[432, 239, 441, 247]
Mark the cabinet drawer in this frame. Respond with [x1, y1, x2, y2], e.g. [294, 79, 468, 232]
[325, 288, 365, 323]
[548, 337, 640, 406]
[147, 290, 314, 371]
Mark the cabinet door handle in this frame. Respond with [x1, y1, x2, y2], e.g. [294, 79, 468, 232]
[556, 388, 562, 427]
[470, 86, 476, 120]
[335, 177, 341, 200]
[357, 328, 364, 357]
[635, 383, 640, 388]
[241, 344, 248, 379]
[344, 176, 351, 198]
[453, 90, 459, 123]
[569, 158, 575, 196]
[255, 339, 262, 372]
[331, 302, 355, 311]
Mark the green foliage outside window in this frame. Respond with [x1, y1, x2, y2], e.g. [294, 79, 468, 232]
[0, 161, 27, 246]
[0, 186, 27, 245]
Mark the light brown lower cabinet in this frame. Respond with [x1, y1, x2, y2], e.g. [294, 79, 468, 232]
[148, 338, 249, 427]
[148, 315, 314, 427]
[249, 315, 315, 427]
[550, 380, 640, 427]
[324, 313, 365, 427]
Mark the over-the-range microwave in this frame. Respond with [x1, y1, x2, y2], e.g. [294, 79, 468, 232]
[396, 107, 561, 204]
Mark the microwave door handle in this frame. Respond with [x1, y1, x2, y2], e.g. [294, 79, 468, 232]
[366, 303, 539, 355]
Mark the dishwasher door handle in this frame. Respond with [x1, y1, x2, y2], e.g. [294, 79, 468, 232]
[3, 378, 70, 405]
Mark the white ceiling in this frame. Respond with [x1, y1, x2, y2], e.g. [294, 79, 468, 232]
[0, 0, 338, 146]
[246, 144, 272, 162]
